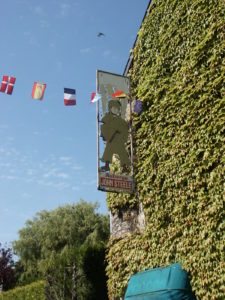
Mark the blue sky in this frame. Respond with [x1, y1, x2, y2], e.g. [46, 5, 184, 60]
[0, 0, 149, 245]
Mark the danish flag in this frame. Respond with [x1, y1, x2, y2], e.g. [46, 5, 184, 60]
[0, 75, 16, 95]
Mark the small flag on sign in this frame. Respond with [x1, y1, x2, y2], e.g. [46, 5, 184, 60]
[0, 75, 16, 95]
[90, 92, 101, 104]
[32, 82, 46, 100]
[64, 88, 76, 106]
[112, 90, 126, 98]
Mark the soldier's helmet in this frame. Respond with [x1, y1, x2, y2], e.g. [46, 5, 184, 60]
[108, 99, 121, 111]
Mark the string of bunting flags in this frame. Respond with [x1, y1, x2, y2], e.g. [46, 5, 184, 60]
[0, 74, 143, 113]
[0, 75, 78, 106]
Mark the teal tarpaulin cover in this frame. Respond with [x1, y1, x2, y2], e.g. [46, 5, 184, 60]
[124, 263, 197, 300]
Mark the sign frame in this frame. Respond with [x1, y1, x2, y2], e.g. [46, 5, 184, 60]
[96, 70, 134, 194]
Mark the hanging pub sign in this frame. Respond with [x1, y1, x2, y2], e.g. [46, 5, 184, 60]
[96, 70, 134, 193]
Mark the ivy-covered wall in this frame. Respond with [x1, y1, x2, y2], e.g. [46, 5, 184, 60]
[106, 0, 225, 299]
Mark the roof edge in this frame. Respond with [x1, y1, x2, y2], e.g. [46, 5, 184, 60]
[123, 0, 154, 76]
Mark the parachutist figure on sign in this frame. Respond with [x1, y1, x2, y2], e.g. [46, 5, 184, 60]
[100, 99, 129, 172]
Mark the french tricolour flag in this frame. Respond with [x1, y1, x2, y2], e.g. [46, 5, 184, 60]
[64, 88, 76, 106]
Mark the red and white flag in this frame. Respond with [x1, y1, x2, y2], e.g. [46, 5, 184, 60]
[0, 75, 16, 95]
[90, 92, 101, 104]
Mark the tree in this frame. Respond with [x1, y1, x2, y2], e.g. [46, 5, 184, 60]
[82, 244, 108, 300]
[0, 244, 16, 291]
[13, 200, 110, 298]
[44, 246, 91, 300]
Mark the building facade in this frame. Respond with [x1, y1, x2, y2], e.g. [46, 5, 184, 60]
[106, 0, 225, 299]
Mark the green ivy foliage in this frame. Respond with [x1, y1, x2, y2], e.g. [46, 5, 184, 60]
[106, 0, 225, 299]
[1, 280, 45, 300]
[106, 157, 138, 212]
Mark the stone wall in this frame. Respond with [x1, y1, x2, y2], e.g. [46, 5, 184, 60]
[110, 204, 145, 239]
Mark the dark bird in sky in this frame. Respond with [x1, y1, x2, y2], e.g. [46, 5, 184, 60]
[97, 32, 105, 37]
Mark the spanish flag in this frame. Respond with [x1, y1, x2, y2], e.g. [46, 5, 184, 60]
[112, 89, 126, 98]
[31, 82, 46, 100]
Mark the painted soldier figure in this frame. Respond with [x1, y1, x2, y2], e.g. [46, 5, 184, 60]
[100, 99, 130, 172]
